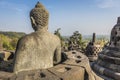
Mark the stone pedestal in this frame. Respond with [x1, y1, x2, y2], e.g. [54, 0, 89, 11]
[0, 51, 103, 80]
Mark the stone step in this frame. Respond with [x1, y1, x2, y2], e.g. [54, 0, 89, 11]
[97, 59, 120, 73]
[99, 74, 114, 80]
[106, 47, 120, 52]
[108, 52, 120, 58]
[93, 64, 120, 80]
[94, 72, 114, 80]
[98, 53, 120, 65]
[101, 50, 120, 58]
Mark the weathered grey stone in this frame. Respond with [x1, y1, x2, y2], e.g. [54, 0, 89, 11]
[0, 60, 13, 72]
[15, 69, 60, 80]
[97, 59, 120, 72]
[101, 49, 120, 58]
[63, 51, 89, 66]
[0, 53, 4, 61]
[93, 64, 120, 80]
[48, 64, 85, 80]
[98, 53, 120, 65]
[0, 50, 103, 80]
[0, 71, 15, 80]
[0, 51, 12, 61]
[13, 2, 61, 73]
[93, 17, 120, 80]
[62, 51, 103, 80]
[85, 33, 102, 61]
[110, 17, 120, 48]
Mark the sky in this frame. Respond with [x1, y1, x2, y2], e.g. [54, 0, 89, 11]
[0, 0, 120, 36]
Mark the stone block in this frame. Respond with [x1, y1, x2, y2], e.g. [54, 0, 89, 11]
[93, 64, 120, 80]
[16, 69, 60, 80]
[98, 54, 120, 65]
[48, 64, 85, 80]
[64, 50, 85, 60]
[0, 53, 4, 61]
[97, 59, 120, 72]
[0, 71, 15, 80]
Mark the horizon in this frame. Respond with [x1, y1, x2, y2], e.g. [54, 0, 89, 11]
[0, 31, 110, 37]
[0, 0, 120, 36]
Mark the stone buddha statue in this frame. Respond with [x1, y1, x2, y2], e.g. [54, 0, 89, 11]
[13, 2, 61, 73]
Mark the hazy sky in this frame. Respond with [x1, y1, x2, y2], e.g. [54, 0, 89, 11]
[0, 0, 120, 36]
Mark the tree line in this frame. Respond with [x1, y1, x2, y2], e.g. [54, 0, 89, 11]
[0, 31, 25, 50]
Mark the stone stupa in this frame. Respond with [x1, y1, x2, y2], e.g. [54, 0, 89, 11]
[93, 17, 120, 80]
[85, 33, 102, 62]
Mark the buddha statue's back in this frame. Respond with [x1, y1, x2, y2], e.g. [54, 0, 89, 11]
[13, 2, 61, 74]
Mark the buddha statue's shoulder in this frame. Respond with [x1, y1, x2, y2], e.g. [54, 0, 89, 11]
[17, 33, 36, 46]
[17, 32, 60, 47]
[35, 31, 60, 41]
[47, 32, 61, 41]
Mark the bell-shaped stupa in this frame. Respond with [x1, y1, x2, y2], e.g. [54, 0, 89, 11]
[93, 17, 120, 80]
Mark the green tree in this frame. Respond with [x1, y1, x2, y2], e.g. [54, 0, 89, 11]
[69, 31, 86, 51]
[10, 38, 18, 50]
[0, 31, 25, 50]
[54, 28, 64, 40]
[0, 34, 13, 50]
[54, 28, 66, 50]
[0, 36, 3, 49]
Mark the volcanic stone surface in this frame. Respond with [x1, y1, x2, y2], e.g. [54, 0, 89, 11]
[13, 2, 61, 74]
[85, 33, 102, 62]
[0, 50, 103, 80]
[92, 17, 120, 80]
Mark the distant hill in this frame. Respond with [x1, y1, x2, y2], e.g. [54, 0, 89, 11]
[0, 31, 26, 50]
[0, 31, 26, 38]
[83, 35, 110, 40]
[62, 35, 110, 41]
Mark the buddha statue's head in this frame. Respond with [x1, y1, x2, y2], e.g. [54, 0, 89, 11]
[30, 2, 49, 31]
